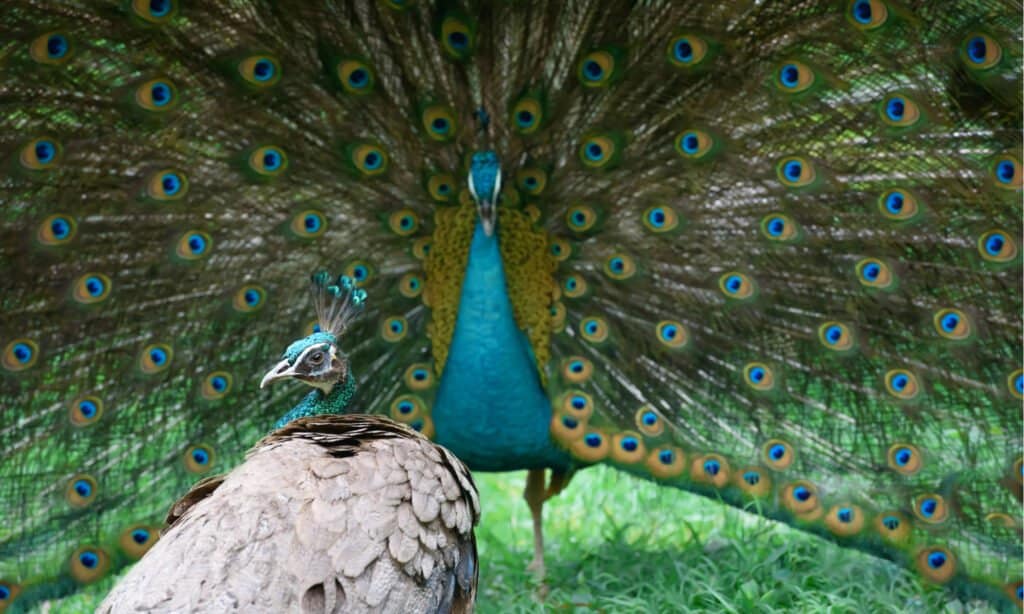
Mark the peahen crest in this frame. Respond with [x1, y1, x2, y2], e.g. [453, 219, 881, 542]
[0, 0, 1021, 611]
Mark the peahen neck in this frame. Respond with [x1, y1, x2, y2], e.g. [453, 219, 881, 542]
[274, 373, 356, 429]
[432, 220, 570, 472]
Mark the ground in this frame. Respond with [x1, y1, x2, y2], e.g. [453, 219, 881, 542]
[41, 466, 987, 613]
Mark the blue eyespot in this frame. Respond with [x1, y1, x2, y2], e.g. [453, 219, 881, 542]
[1015, 374, 1023, 395]
[765, 216, 785, 236]
[79, 399, 98, 418]
[995, 161, 1015, 184]
[585, 321, 599, 335]
[642, 411, 657, 426]
[244, 289, 260, 306]
[210, 375, 228, 392]
[648, 208, 667, 227]
[364, 152, 383, 170]
[149, 0, 171, 17]
[150, 81, 172, 107]
[582, 60, 604, 81]
[584, 142, 604, 161]
[398, 400, 415, 414]
[659, 450, 674, 464]
[620, 436, 638, 452]
[609, 257, 625, 273]
[431, 117, 450, 134]
[516, 110, 535, 129]
[186, 234, 206, 255]
[724, 275, 742, 293]
[412, 368, 428, 381]
[448, 31, 468, 50]
[885, 97, 905, 122]
[570, 395, 587, 410]
[749, 367, 766, 383]
[851, 0, 872, 24]
[703, 459, 720, 476]
[862, 262, 880, 281]
[79, 551, 98, 569]
[161, 172, 182, 195]
[73, 479, 92, 498]
[885, 192, 904, 213]
[940, 313, 959, 333]
[584, 433, 602, 448]
[882, 515, 900, 530]
[48, 216, 70, 240]
[984, 233, 1006, 255]
[410, 420, 425, 432]
[192, 449, 209, 465]
[927, 551, 947, 569]
[36, 140, 57, 164]
[837, 507, 853, 523]
[779, 64, 800, 88]
[352, 265, 368, 281]
[349, 68, 368, 87]
[47, 34, 69, 59]
[304, 214, 321, 232]
[680, 132, 700, 154]
[264, 150, 282, 171]
[793, 485, 811, 502]
[769, 444, 786, 460]
[131, 528, 150, 544]
[824, 325, 843, 345]
[891, 375, 909, 392]
[743, 471, 761, 485]
[783, 160, 802, 181]
[253, 59, 275, 82]
[919, 497, 938, 518]
[0, 585, 8, 600]
[966, 36, 987, 64]
[149, 348, 167, 365]
[893, 447, 912, 466]
[659, 324, 679, 342]
[569, 360, 584, 374]
[674, 40, 693, 63]
[13, 342, 33, 364]
[562, 416, 579, 429]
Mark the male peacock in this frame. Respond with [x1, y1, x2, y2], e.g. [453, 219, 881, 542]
[0, 0, 1021, 611]
[98, 276, 480, 613]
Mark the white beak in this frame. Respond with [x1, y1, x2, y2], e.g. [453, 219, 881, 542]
[260, 359, 296, 389]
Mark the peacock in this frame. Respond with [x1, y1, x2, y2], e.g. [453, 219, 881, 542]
[99, 276, 480, 613]
[0, 0, 1021, 611]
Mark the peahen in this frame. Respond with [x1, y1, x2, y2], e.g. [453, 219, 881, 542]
[0, 0, 1021, 611]
[98, 276, 480, 613]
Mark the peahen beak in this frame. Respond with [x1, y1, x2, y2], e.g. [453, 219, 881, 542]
[260, 359, 297, 389]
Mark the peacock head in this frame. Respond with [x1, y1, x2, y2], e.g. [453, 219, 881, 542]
[468, 150, 501, 236]
[260, 272, 366, 395]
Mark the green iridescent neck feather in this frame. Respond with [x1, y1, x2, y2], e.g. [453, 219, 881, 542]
[274, 373, 357, 429]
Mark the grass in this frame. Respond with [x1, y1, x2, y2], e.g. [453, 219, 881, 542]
[36, 466, 989, 613]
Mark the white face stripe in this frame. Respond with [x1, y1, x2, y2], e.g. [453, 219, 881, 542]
[468, 171, 478, 201]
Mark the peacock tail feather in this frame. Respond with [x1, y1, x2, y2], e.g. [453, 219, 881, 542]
[0, 0, 1021, 610]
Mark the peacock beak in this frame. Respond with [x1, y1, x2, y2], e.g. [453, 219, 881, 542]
[260, 359, 297, 389]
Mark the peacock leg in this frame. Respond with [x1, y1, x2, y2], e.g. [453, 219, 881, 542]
[523, 468, 574, 580]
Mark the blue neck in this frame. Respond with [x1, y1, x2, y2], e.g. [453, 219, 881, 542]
[274, 373, 356, 429]
[432, 220, 569, 471]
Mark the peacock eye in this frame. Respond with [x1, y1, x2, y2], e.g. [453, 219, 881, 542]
[309, 351, 324, 364]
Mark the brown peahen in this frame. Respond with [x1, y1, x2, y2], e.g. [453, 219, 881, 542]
[98, 276, 479, 613]
[0, 0, 1021, 611]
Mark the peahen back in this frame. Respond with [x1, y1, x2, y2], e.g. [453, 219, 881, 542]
[0, 0, 1021, 610]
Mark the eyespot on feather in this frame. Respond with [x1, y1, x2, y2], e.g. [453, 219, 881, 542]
[961, 33, 1002, 70]
[634, 406, 664, 437]
[655, 320, 688, 349]
[643, 205, 680, 233]
[201, 371, 233, 400]
[847, 0, 888, 30]
[674, 129, 715, 160]
[72, 274, 112, 305]
[577, 49, 619, 87]
[247, 146, 288, 177]
[550, 412, 586, 445]
[774, 61, 815, 93]
[183, 444, 215, 473]
[516, 167, 547, 195]
[878, 189, 920, 221]
[718, 272, 756, 300]
[0, 581, 21, 605]
[30, 32, 73, 65]
[70, 547, 110, 584]
[667, 34, 709, 68]
[824, 504, 865, 537]
[343, 260, 375, 286]
[398, 273, 424, 299]
[603, 254, 636, 281]
[932, 308, 971, 341]
[578, 134, 621, 170]
[403, 363, 434, 391]
[977, 230, 1017, 262]
[874, 510, 912, 543]
[550, 301, 567, 330]
[70, 395, 103, 426]
[145, 169, 188, 201]
[426, 173, 457, 202]
[421, 105, 458, 142]
[762, 440, 794, 470]
[350, 143, 389, 177]
[134, 78, 177, 111]
[916, 546, 956, 583]
[913, 493, 948, 524]
[336, 59, 375, 95]
[776, 156, 816, 187]
[21, 137, 62, 170]
[139, 343, 172, 374]
[233, 285, 266, 313]
[743, 362, 776, 392]
[565, 204, 601, 233]
[855, 258, 894, 290]
[439, 14, 475, 60]
[387, 209, 420, 236]
[510, 95, 545, 135]
[760, 214, 799, 241]
[579, 316, 609, 344]
[3, 339, 39, 372]
[690, 454, 730, 488]
[561, 356, 594, 384]
[131, 0, 177, 23]
[570, 429, 611, 462]
[611, 431, 647, 464]
[175, 231, 212, 261]
[646, 447, 686, 479]
[1008, 369, 1023, 400]
[37, 214, 76, 246]
[119, 525, 159, 559]
[380, 316, 408, 342]
[237, 55, 281, 87]
[883, 371, 920, 401]
[734, 467, 773, 498]
[879, 94, 922, 128]
[560, 390, 594, 421]
[991, 155, 1021, 190]
[780, 480, 819, 515]
[65, 474, 98, 508]
[818, 321, 854, 352]
[390, 394, 427, 422]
